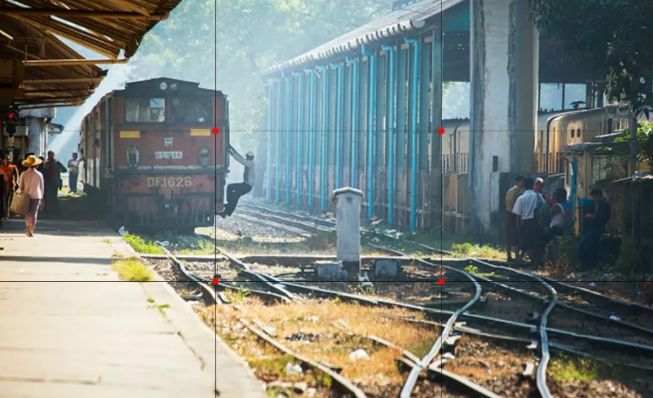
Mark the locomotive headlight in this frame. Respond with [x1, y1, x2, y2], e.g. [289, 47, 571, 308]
[199, 146, 210, 167]
[127, 146, 140, 168]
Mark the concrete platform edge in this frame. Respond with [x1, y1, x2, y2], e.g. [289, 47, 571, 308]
[116, 241, 265, 397]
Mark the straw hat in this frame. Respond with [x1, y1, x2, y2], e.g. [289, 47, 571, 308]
[22, 155, 43, 167]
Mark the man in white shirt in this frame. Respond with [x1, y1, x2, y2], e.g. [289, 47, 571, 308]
[512, 177, 545, 265]
[67, 153, 79, 193]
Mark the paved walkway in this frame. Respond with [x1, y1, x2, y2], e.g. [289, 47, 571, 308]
[0, 218, 265, 398]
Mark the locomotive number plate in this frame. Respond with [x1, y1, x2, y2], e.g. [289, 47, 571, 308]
[147, 176, 193, 188]
[155, 151, 183, 160]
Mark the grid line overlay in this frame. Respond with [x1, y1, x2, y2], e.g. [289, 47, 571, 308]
[0, 1, 645, 397]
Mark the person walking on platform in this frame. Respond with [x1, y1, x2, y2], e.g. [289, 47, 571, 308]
[579, 188, 610, 270]
[218, 146, 254, 218]
[505, 175, 525, 261]
[43, 151, 66, 215]
[18, 155, 44, 237]
[0, 155, 18, 220]
[67, 152, 79, 193]
[512, 177, 545, 266]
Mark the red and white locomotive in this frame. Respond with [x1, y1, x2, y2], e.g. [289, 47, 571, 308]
[79, 78, 229, 230]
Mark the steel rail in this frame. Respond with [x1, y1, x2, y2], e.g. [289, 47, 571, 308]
[401, 316, 653, 372]
[242, 319, 367, 398]
[158, 245, 365, 397]
[192, 234, 298, 301]
[367, 335, 502, 398]
[222, 205, 653, 354]
[415, 242, 653, 342]
[157, 246, 219, 303]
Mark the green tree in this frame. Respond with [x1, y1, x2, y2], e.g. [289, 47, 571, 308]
[127, 0, 386, 149]
[532, 0, 653, 173]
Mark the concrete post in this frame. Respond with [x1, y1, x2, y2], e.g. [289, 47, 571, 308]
[20, 107, 54, 156]
[332, 187, 364, 275]
[469, 0, 539, 231]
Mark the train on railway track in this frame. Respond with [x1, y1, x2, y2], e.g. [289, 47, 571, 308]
[79, 77, 229, 231]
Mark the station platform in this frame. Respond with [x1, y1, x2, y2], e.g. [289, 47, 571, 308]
[0, 218, 264, 398]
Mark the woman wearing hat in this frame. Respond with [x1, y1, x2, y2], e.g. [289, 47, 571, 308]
[18, 155, 45, 237]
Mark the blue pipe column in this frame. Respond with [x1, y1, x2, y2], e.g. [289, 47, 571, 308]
[265, 81, 273, 201]
[382, 45, 396, 224]
[405, 38, 420, 232]
[362, 46, 377, 219]
[305, 69, 316, 209]
[274, 76, 283, 203]
[331, 63, 344, 189]
[285, 76, 292, 206]
[345, 57, 359, 188]
[293, 72, 304, 206]
[317, 66, 329, 212]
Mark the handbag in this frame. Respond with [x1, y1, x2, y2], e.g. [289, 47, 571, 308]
[10, 191, 30, 215]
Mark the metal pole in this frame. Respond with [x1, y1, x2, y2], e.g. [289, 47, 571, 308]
[362, 45, 377, 219]
[317, 66, 329, 212]
[346, 57, 359, 188]
[293, 72, 304, 207]
[381, 45, 396, 224]
[285, 76, 292, 206]
[405, 38, 420, 232]
[265, 81, 273, 201]
[275, 75, 283, 203]
[331, 63, 344, 190]
[305, 69, 316, 209]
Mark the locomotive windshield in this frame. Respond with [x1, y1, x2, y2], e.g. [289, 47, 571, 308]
[125, 97, 166, 122]
[170, 96, 211, 123]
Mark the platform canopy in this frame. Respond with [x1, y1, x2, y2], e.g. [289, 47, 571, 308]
[0, 0, 183, 109]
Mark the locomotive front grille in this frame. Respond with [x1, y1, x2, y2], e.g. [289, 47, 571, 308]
[124, 193, 214, 228]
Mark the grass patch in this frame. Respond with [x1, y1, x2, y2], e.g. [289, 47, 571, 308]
[549, 354, 599, 383]
[112, 258, 154, 281]
[452, 242, 505, 259]
[101, 238, 111, 244]
[224, 289, 248, 304]
[123, 234, 165, 254]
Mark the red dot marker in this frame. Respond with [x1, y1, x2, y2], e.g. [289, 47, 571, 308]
[437, 278, 445, 286]
[212, 277, 220, 286]
[437, 127, 445, 135]
[212, 127, 220, 135]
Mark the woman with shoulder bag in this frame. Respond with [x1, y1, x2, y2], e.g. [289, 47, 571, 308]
[18, 155, 45, 237]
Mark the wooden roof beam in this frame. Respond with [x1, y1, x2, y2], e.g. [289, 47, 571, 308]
[0, 8, 167, 20]
[23, 58, 128, 67]
[21, 77, 102, 85]
[9, 15, 121, 58]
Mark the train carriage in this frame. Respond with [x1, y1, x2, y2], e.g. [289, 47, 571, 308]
[80, 77, 229, 230]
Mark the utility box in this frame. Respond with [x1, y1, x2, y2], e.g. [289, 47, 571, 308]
[332, 187, 364, 275]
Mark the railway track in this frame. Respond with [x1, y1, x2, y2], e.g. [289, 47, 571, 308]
[227, 202, 653, 395]
[154, 240, 508, 397]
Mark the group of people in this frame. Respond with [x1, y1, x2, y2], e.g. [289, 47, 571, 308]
[505, 175, 610, 269]
[0, 151, 80, 236]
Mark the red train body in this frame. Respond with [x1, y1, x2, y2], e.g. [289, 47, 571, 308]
[79, 78, 228, 230]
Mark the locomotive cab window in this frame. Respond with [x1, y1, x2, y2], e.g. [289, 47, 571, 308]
[170, 97, 211, 123]
[125, 97, 166, 122]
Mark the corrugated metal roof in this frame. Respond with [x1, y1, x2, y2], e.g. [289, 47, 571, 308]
[264, 0, 465, 75]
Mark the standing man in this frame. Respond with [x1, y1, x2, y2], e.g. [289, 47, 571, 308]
[43, 151, 66, 215]
[67, 152, 79, 193]
[505, 175, 525, 261]
[217, 146, 254, 218]
[579, 188, 610, 270]
[512, 177, 546, 266]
